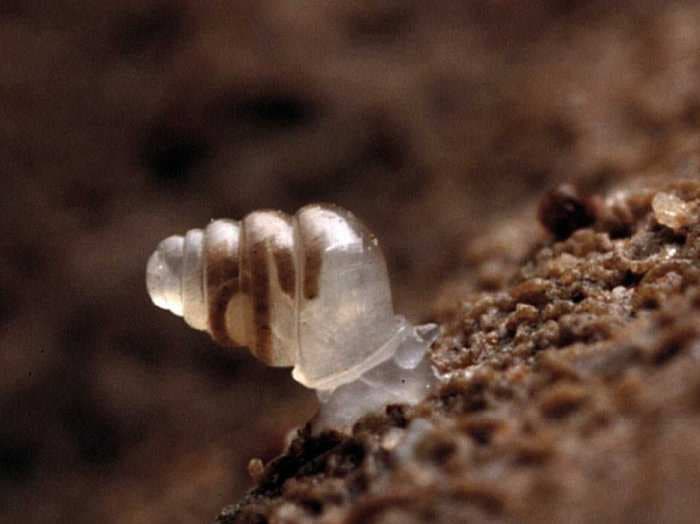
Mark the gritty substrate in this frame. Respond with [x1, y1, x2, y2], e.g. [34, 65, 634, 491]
[221, 178, 700, 524]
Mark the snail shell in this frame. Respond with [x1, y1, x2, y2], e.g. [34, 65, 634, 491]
[146, 204, 404, 390]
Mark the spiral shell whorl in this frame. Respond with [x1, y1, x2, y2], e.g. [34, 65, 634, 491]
[202, 219, 242, 348]
[146, 235, 185, 316]
[146, 229, 208, 331]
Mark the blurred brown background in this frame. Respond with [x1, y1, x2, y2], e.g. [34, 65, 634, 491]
[3, 1, 700, 523]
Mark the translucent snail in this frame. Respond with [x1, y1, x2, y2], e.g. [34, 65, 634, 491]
[146, 204, 437, 426]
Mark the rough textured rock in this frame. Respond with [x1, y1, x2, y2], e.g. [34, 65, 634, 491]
[224, 179, 700, 523]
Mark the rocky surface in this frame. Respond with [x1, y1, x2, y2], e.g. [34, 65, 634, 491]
[224, 179, 700, 524]
[4, 1, 700, 523]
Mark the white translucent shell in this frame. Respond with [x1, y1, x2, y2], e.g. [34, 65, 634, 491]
[147, 235, 186, 316]
[146, 204, 403, 390]
[147, 231, 208, 330]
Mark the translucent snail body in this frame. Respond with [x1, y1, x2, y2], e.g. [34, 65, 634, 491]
[147, 204, 413, 390]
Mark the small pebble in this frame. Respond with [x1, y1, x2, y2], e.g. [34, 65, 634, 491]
[652, 192, 694, 231]
[538, 184, 597, 239]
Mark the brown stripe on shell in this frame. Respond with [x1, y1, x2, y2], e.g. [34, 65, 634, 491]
[273, 247, 295, 297]
[271, 222, 296, 298]
[205, 225, 240, 347]
[239, 224, 251, 296]
[245, 216, 274, 364]
[296, 203, 356, 301]
[255, 210, 296, 300]
[297, 203, 381, 302]
[292, 219, 322, 301]
[208, 281, 238, 347]
[303, 241, 322, 300]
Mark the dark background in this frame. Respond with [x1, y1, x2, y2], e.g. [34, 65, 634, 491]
[3, 1, 700, 522]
